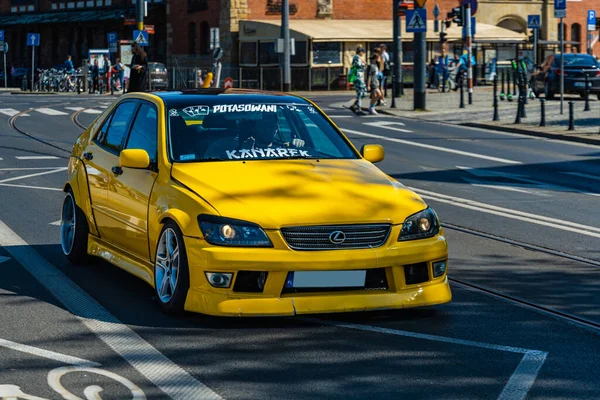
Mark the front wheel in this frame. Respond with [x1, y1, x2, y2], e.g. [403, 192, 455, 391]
[61, 190, 89, 264]
[154, 222, 190, 314]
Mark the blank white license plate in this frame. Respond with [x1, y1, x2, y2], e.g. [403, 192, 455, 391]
[574, 82, 586, 87]
[290, 270, 366, 288]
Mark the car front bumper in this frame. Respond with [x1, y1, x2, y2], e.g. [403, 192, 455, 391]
[183, 227, 452, 316]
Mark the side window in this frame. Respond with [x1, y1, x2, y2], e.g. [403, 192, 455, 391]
[125, 102, 158, 163]
[95, 113, 113, 145]
[96, 101, 138, 154]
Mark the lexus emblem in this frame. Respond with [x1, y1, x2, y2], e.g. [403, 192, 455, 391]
[329, 230, 346, 245]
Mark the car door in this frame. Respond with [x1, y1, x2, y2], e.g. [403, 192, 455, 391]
[84, 100, 139, 241]
[106, 101, 159, 263]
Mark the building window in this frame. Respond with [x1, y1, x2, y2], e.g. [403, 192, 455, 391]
[291, 41, 307, 65]
[188, 22, 197, 55]
[11, 6, 17, 12]
[571, 23, 581, 50]
[312, 42, 341, 65]
[11, 0, 36, 12]
[259, 42, 279, 65]
[188, 0, 208, 12]
[60, 3, 65, 8]
[68, 2, 74, 8]
[200, 21, 210, 54]
[240, 42, 258, 65]
[52, 3, 57, 9]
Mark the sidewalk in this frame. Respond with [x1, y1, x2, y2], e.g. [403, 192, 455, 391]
[370, 87, 600, 145]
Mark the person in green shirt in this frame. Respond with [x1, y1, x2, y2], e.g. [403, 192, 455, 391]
[350, 47, 367, 116]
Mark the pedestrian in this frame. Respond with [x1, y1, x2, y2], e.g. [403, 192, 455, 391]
[436, 48, 451, 90]
[367, 53, 383, 115]
[349, 46, 367, 116]
[65, 55, 74, 72]
[113, 57, 124, 92]
[127, 42, 148, 93]
[427, 57, 437, 89]
[90, 59, 99, 94]
[380, 44, 391, 98]
[102, 54, 111, 91]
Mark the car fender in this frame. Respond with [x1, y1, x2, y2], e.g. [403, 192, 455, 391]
[63, 156, 98, 236]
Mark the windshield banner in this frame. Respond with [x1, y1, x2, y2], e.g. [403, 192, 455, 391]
[226, 148, 313, 160]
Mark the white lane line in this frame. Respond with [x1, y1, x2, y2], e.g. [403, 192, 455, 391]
[561, 171, 600, 182]
[0, 168, 67, 184]
[301, 317, 547, 400]
[65, 107, 85, 112]
[497, 351, 548, 400]
[463, 179, 536, 195]
[83, 109, 103, 114]
[362, 121, 411, 133]
[343, 128, 522, 165]
[329, 115, 354, 118]
[49, 220, 61, 226]
[34, 108, 69, 116]
[0, 167, 64, 171]
[0, 158, 3, 161]
[411, 187, 600, 238]
[0, 338, 99, 367]
[0, 220, 222, 400]
[0, 108, 29, 117]
[0, 183, 63, 191]
[15, 156, 60, 160]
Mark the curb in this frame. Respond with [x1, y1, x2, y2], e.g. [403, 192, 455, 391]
[461, 122, 600, 146]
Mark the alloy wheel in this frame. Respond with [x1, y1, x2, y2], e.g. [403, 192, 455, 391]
[155, 228, 180, 303]
[60, 193, 76, 256]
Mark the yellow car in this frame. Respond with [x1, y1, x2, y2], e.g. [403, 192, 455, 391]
[61, 89, 451, 316]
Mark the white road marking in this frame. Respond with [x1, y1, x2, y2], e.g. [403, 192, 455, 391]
[0, 220, 222, 400]
[65, 107, 85, 112]
[463, 179, 536, 195]
[0, 158, 3, 161]
[0, 108, 28, 117]
[302, 317, 547, 400]
[0, 338, 99, 367]
[0, 167, 64, 171]
[561, 171, 600, 182]
[50, 220, 61, 226]
[0, 167, 67, 184]
[15, 156, 60, 160]
[411, 187, 600, 238]
[0, 183, 63, 191]
[35, 108, 69, 116]
[363, 120, 411, 132]
[83, 109, 103, 114]
[328, 115, 354, 118]
[343, 128, 522, 164]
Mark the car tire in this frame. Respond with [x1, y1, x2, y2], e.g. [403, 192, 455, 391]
[545, 81, 555, 100]
[154, 221, 190, 314]
[61, 190, 90, 264]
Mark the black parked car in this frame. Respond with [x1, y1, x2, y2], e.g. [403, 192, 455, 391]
[148, 62, 168, 89]
[532, 53, 600, 100]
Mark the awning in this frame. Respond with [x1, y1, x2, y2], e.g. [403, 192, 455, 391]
[239, 19, 526, 42]
[0, 8, 133, 26]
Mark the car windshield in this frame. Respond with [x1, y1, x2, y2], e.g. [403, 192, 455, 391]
[555, 54, 599, 67]
[167, 102, 358, 162]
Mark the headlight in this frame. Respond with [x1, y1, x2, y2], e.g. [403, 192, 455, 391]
[198, 214, 273, 247]
[398, 207, 440, 241]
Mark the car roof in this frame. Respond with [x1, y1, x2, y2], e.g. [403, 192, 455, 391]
[154, 89, 310, 109]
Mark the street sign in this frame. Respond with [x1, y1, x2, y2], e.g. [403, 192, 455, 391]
[107, 32, 117, 43]
[0, 30, 4, 47]
[125, 18, 136, 25]
[145, 25, 155, 34]
[415, 0, 426, 8]
[223, 77, 233, 89]
[433, 3, 440, 18]
[461, 0, 477, 16]
[527, 15, 541, 30]
[554, 0, 566, 18]
[26, 33, 40, 47]
[3, 43, 8, 53]
[133, 30, 149, 47]
[397, 0, 414, 15]
[406, 8, 427, 32]
[588, 10, 597, 31]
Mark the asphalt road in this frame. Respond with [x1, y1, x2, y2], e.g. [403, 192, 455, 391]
[0, 92, 599, 400]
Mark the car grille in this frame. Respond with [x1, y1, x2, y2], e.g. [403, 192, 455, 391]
[280, 224, 391, 250]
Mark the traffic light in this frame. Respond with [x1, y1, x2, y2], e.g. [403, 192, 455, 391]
[528, 31, 534, 43]
[447, 6, 465, 27]
[444, 20, 452, 29]
[440, 31, 448, 43]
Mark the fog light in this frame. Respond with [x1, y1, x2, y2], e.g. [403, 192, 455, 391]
[205, 272, 233, 288]
[433, 261, 447, 277]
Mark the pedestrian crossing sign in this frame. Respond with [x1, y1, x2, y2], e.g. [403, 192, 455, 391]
[133, 30, 149, 47]
[527, 15, 541, 30]
[406, 8, 427, 33]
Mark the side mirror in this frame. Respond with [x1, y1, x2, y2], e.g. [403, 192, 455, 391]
[361, 144, 384, 163]
[119, 149, 150, 169]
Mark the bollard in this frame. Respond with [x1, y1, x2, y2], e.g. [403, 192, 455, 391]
[514, 98, 522, 124]
[391, 74, 397, 109]
[520, 74, 527, 119]
[459, 80, 465, 108]
[539, 99, 546, 127]
[493, 74, 499, 121]
[500, 69, 505, 101]
[506, 72, 513, 102]
[512, 69, 517, 96]
[584, 74, 591, 112]
[568, 101, 575, 131]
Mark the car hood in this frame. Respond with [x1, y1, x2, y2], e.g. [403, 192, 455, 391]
[171, 159, 428, 229]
